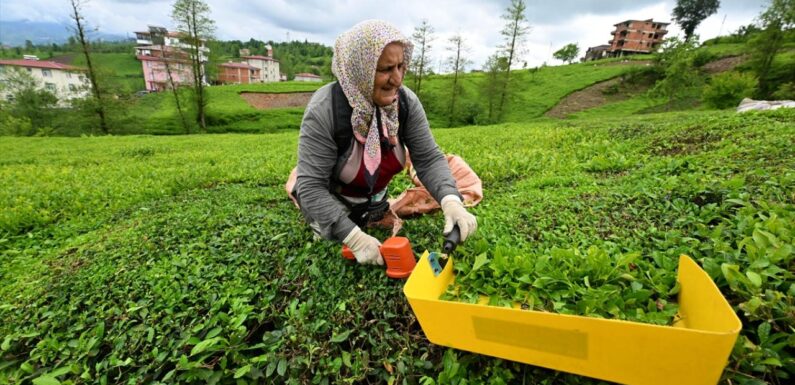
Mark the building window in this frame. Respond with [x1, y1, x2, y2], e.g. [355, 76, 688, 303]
[42, 69, 52, 77]
[26, 68, 32, 73]
[45, 83, 57, 92]
[68, 84, 78, 92]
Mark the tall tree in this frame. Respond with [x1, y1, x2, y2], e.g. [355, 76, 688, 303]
[750, 0, 794, 97]
[410, 19, 434, 98]
[172, 0, 215, 130]
[446, 33, 471, 127]
[480, 54, 508, 124]
[497, 0, 531, 119]
[149, 26, 191, 134]
[672, 0, 721, 41]
[68, 0, 109, 134]
[553, 43, 580, 64]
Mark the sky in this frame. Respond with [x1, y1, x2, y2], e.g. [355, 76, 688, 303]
[0, 0, 769, 71]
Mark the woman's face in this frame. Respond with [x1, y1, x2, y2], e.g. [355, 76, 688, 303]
[372, 42, 406, 107]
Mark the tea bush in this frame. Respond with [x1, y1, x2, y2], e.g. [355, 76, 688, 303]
[1, 109, 793, 384]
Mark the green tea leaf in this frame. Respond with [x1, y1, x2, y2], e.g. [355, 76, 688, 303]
[32, 377, 61, 385]
[234, 365, 251, 379]
[330, 330, 351, 343]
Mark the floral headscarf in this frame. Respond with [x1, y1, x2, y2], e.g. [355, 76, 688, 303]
[332, 20, 413, 190]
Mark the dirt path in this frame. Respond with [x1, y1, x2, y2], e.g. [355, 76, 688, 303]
[241, 92, 314, 109]
[545, 77, 649, 118]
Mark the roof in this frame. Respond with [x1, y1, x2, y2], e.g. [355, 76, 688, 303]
[242, 55, 279, 62]
[220, 62, 259, 69]
[136, 55, 190, 63]
[295, 72, 321, 78]
[0, 59, 84, 71]
[614, 19, 670, 26]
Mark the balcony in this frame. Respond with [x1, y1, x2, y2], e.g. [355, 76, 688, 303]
[136, 39, 153, 46]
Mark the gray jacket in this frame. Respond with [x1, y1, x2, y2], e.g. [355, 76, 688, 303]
[295, 83, 460, 242]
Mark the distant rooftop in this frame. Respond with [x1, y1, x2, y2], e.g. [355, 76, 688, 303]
[242, 55, 278, 62]
[220, 62, 258, 69]
[0, 58, 84, 71]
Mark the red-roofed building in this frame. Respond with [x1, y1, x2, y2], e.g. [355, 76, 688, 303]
[240, 44, 280, 83]
[0, 56, 90, 104]
[218, 62, 261, 84]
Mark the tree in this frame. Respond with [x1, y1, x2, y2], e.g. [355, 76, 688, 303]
[149, 26, 191, 134]
[410, 19, 434, 98]
[750, 0, 794, 97]
[553, 43, 580, 64]
[497, 0, 531, 119]
[172, 0, 216, 130]
[651, 38, 703, 109]
[480, 54, 509, 124]
[672, 0, 720, 41]
[446, 33, 471, 127]
[68, 0, 109, 134]
[0, 67, 58, 135]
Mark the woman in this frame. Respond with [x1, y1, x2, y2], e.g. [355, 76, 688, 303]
[293, 20, 477, 265]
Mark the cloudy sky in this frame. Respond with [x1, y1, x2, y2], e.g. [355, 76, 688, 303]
[0, 0, 768, 70]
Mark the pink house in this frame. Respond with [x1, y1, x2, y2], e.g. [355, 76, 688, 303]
[134, 27, 208, 91]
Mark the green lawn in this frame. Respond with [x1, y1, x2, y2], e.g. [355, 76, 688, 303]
[1, 109, 793, 384]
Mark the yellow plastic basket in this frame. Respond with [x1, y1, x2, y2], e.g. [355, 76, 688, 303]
[404, 253, 741, 385]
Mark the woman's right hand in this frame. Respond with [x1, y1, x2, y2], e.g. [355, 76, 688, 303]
[343, 227, 384, 265]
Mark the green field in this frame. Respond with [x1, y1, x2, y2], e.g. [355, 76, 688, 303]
[70, 52, 145, 93]
[1, 108, 793, 384]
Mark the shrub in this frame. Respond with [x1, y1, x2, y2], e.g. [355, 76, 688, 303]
[702, 71, 758, 109]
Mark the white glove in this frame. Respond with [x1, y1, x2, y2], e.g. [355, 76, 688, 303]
[441, 195, 477, 242]
[343, 227, 383, 265]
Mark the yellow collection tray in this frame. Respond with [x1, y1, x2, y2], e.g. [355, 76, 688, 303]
[404, 253, 741, 385]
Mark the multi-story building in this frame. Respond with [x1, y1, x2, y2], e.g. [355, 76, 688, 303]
[134, 26, 209, 91]
[0, 57, 90, 105]
[241, 45, 280, 83]
[218, 62, 261, 84]
[608, 19, 669, 56]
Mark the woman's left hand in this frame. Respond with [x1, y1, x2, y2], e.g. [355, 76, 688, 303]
[441, 195, 477, 242]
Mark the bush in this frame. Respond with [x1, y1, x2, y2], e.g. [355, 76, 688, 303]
[702, 71, 758, 109]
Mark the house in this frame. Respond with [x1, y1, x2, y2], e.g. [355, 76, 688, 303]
[0, 56, 90, 105]
[608, 19, 669, 57]
[582, 45, 612, 62]
[241, 45, 280, 83]
[294, 72, 322, 82]
[134, 26, 209, 91]
[218, 62, 261, 84]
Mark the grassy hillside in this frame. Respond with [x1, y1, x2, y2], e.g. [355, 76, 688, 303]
[1, 108, 792, 384]
[120, 82, 324, 135]
[70, 52, 144, 93]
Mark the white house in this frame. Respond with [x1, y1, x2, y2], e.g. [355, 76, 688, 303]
[294, 72, 322, 82]
[241, 45, 280, 83]
[0, 57, 90, 105]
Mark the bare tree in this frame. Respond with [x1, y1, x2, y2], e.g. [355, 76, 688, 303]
[149, 26, 191, 133]
[446, 33, 471, 127]
[172, 0, 215, 130]
[411, 19, 434, 98]
[497, 0, 531, 119]
[68, 0, 108, 134]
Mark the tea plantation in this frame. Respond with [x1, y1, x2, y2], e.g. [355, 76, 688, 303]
[1, 108, 793, 384]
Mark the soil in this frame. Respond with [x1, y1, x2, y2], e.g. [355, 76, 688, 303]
[702, 55, 747, 73]
[241, 92, 314, 109]
[545, 75, 652, 119]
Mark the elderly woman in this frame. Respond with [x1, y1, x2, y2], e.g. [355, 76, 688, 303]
[292, 20, 477, 265]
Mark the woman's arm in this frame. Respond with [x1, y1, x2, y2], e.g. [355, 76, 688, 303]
[295, 89, 357, 242]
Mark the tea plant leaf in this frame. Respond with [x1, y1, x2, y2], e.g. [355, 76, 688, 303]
[234, 364, 251, 379]
[190, 337, 222, 356]
[32, 376, 60, 385]
[330, 330, 351, 343]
